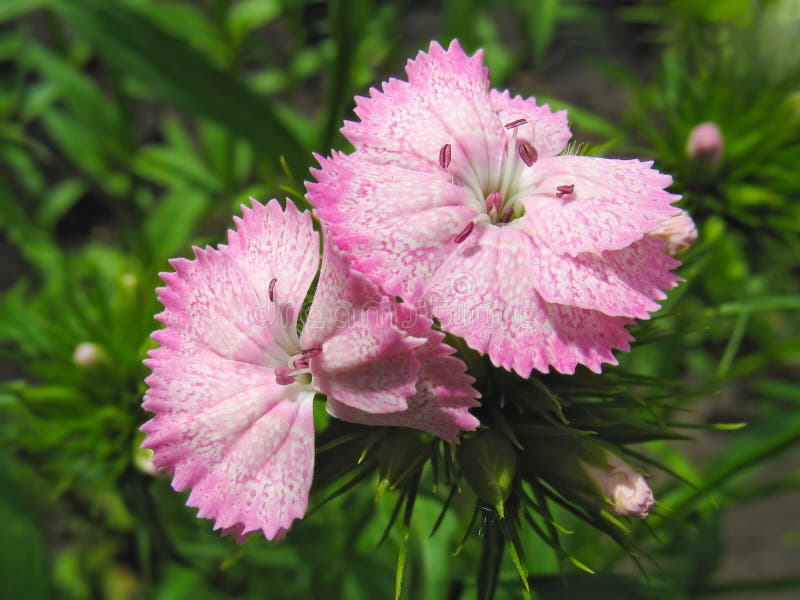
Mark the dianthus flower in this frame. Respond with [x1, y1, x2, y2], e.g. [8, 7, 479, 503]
[141, 200, 478, 540]
[308, 40, 686, 376]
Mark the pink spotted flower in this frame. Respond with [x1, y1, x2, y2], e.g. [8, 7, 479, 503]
[307, 40, 687, 376]
[141, 200, 478, 540]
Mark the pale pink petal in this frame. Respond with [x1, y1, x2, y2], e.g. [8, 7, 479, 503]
[424, 224, 634, 376]
[651, 210, 698, 255]
[153, 245, 288, 366]
[327, 352, 479, 443]
[142, 350, 315, 539]
[303, 237, 425, 414]
[521, 155, 681, 256]
[224, 199, 319, 327]
[526, 235, 681, 318]
[307, 152, 477, 303]
[489, 89, 572, 157]
[341, 40, 506, 189]
[326, 304, 480, 442]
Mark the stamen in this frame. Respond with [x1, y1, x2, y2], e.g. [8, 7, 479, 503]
[293, 357, 310, 370]
[268, 278, 277, 302]
[486, 191, 503, 214]
[505, 118, 527, 130]
[439, 143, 451, 169]
[501, 206, 515, 222]
[275, 366, 295, 386]
[556, 184, 575, 198]
[453, 221, 475, 244]
[301, 346, 322, 359]
[518, 141, 538, 166]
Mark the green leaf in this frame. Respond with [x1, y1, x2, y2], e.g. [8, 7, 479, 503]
[0, 0, 47, 22]
[228, 0, 281, 45]
[716, 295, 800, 315]
[22, 43, 128, 154]
[36, 178, 86, 230]
[144, 190, 210, 264]
[394, 527, 408, 600]
[51, 0, 307, 173]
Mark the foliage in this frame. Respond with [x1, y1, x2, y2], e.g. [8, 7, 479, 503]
[1, 1, 799, 598]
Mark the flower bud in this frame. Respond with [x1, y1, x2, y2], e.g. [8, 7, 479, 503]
[652, 210, 698, 255]
[376, 429, 428, 497]
[686, 122, 724, 167]
[458, 428, 517, 517]
[581, 451, 654, 518]
[73, 342, 105, 368]
[519, 435, 654, 519]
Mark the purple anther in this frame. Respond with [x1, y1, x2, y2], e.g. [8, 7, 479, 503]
[453, 221, 475, 244]
[275, 366, 295, 385]
[504, 118, 527, 130]
[518, 141, 538, 166]
[486, 191, 503, 214]
[293, 358, 310, 370]
[439, 143, 452, 169]
[556, 184, 575, 198]
[301, 347, 322, 360]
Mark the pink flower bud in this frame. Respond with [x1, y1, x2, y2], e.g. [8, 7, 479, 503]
[583, 451, 655, 518]
[686, 122, 724, 166]
[652, 210, 698, 255]
[73, 342, 103, 367]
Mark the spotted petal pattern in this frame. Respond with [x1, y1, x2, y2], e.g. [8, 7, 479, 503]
[521, 156, 681, 256]
[143, 198, 481, 541]
[326, 304, 480, 442]
[143, 199, 320, 538]
[489, 89, 572, 157]
[308, 152, 477, 303]
[308, 39, 685, 376]
[425, 225, 634, 376]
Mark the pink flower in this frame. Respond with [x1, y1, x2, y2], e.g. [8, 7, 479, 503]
[582, 451, 655, 519]
[141, 199, 478, 540]
[686, 121, 724, 166]
[307, 40, 684, 377]
[652, 210, 698, 255]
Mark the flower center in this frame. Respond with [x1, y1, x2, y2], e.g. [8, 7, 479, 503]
[438, 117, 577, 239]
[275, 346, 321, 386]
[264, 277, 322, 386]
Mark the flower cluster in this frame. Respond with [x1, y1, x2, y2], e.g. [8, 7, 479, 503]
[142, 40, 693, 543]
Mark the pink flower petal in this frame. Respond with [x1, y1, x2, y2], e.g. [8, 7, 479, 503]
[153, 200, 319, 366]
[526, 235, 681, 319]
[303, 237, 426, 414]
[326, 303, 480, 442]
[327, 353, 479, 443]
[143, 199, 321, 540]
[489, 89, 572, 157]
[522, 155, 681, 256]
[142, 352, 315, 540]
[224, 199, 319, 327]
[425, 224, 633, 376]
[651, 209, 698, 255]
[307, 152, 477, 303]
[154, 245, 287, 366]
[341, 40, 506, 186]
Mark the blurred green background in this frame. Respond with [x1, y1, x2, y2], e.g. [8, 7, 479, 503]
[1, 0, 799, 598]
